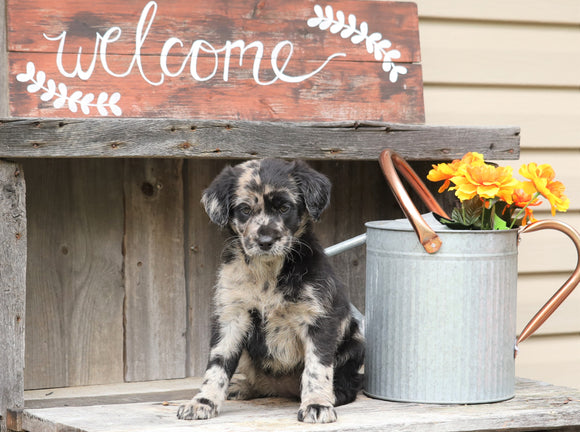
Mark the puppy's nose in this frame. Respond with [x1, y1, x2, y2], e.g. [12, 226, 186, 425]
[257, 234, 276, 251]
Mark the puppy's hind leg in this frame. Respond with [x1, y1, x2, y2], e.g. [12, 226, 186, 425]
[333, 319, 365, 406]
[227, 352, 259, 401]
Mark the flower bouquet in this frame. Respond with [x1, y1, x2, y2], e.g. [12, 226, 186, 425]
[427, 152, 570, 230]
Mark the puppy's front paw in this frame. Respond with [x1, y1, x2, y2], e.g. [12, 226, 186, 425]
[297, 403, 337, 423]
[177, 397, 218, 420]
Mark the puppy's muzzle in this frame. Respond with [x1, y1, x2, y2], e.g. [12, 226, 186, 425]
[255, 226, 281, 252]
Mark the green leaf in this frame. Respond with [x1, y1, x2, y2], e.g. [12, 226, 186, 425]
[493, 213, 508, 230]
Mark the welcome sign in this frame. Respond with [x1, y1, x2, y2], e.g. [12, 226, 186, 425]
[7, 0, 424, 122]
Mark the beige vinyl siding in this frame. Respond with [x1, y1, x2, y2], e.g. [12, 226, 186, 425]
[412, 0, 580, 389]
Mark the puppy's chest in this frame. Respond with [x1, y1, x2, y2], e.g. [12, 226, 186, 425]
[218, 260, 316, 369]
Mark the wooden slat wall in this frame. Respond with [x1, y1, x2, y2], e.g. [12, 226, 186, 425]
[123, 159, 187, 382]
[23, 160, 125, 389]
[413, 0, 580, 389]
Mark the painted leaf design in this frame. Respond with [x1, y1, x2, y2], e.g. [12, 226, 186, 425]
[330, 11, 345, 33]
[53, 95, 66, 109]
[340, 25, 355, 38]
[387, 49, 401, 60]
[324, 5, 333, 19]
[68, 90, 83, 113]
[80, 93, 95, 115]
[109, 92, 123, 116]
[17, 62, 35, 82]
[348, 13, 356, 28]
[35, 71, 46, 87]
[40, 79, 57, 101]
[18, 61, 124, 116]
[58, 83, 68, 98]
[351, 33, 365, 44]
[313, 4, 324, 18]
[377, 39, 392, 50]
[319, 18, 332, 30]
[109, 92, 121, 106]
[27, 82, 42, 93]
[307, 16, 323, 27]
[308, 5, 406, 83]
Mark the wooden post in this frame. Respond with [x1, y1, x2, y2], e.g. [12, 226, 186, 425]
[0, 2, 26, 432]
[0, 161, 26, 432]
[1, 0, 8, 117]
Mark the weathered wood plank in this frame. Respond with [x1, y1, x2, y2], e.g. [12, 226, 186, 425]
[25, 378, 203, 409]
[0, 118, 520, 160]
[8, 54, 424, 122]
[20, 378, 580, 432]
[22, 159, 125, 389]
[0, 0, 8, 118]
[123, 159, 187, 382]
[7, 0, 420, 60]
[0, 160, 26, 432]
[183, 159, 227, 377]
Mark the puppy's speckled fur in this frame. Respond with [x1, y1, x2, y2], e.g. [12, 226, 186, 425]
[177, 159, 364, 424]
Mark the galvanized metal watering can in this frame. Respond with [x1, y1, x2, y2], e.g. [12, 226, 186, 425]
[331, 150, 580, 404]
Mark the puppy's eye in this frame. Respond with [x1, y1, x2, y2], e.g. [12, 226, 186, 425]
[239, 205, 252, 216]
[279, 204, 291, 214]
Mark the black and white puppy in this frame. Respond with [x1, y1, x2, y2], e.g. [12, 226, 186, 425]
[177, 159, 364, 424]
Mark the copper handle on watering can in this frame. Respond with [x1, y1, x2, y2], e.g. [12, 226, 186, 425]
[378, 149, 450, 254]
[516, 220, 580, 349]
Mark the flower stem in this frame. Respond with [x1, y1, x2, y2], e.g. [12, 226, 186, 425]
[509, 192, 541, 229]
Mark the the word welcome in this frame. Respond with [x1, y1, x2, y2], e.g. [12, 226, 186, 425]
[44, 1, 346, 86]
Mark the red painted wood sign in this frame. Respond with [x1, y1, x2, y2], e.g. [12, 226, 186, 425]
[8, 0, 424, 122]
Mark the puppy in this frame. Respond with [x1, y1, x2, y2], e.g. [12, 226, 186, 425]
[177, 159, 364, 423]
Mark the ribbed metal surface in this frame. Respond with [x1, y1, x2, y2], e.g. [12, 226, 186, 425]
[364, 220, 518, 404]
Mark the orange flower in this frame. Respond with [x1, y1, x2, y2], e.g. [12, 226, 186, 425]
[512, 188, 542, 208]
[451, 164, 518, 203]
[519, 163, 570, 215]
[521, 207, 537, 225]
[427, 152, 485, 193]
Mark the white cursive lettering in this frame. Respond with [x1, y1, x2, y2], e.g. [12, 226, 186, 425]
[43, 0, 345, 87]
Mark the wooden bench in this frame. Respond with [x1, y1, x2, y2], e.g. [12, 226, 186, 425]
[2, 1, 577, 431]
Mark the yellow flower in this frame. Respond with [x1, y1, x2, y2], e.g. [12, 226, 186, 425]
[451, 164, 518, 203]
[519, 163, 570, 215]
[427, 152, 485, 193]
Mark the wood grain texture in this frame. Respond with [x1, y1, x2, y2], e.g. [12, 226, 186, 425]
[22, 159, 125, 390]
[7, 0, 420, 60]
[123, 159, 187, 382]
[0, 160, 26, 432]
[0, 118, 521, 160]
[183, 159, 227, 377]
[8, 54, 425, 122]
[7, 0, 424, 121]
[19, 378, 580, 432]
[0, 0, 8, 117]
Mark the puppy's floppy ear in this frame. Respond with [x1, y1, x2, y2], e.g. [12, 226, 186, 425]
[292, 161, 331, 221]
[201, 165, 237, 227]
